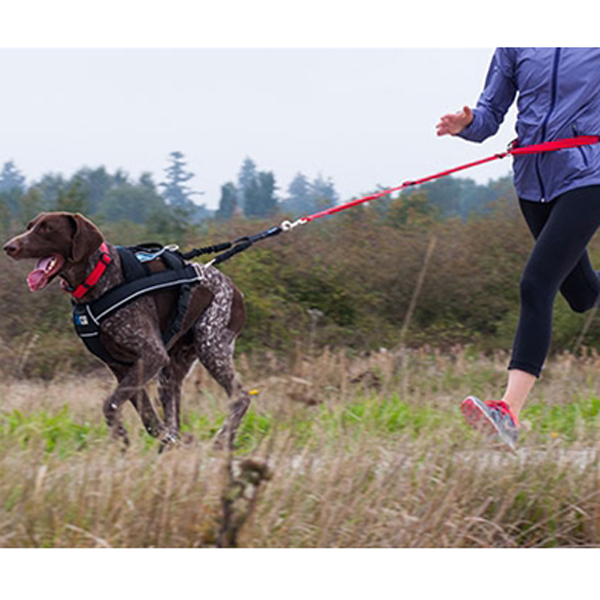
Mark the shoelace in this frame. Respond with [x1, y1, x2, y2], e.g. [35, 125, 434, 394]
[486, 400, 519, 427]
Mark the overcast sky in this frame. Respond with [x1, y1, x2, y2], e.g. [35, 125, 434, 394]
[3, 1, 595, 596]
[0, 47, 520, 209]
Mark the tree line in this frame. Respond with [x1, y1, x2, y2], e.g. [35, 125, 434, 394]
[0, 150, 517, 241]
[0, 151, 534, 378]
[0, 152, 340, 229]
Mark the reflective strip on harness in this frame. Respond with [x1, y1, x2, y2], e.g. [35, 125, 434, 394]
[72, 261, 204, 365]
[92, 268, 203, 321]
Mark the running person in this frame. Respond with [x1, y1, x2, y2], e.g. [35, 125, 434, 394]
[436, 47, 600, 449]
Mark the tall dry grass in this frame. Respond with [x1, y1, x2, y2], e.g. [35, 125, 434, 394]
[1, 346, 600, 548]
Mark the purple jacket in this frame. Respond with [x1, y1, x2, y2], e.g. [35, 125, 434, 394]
[459, 47, 600, 202]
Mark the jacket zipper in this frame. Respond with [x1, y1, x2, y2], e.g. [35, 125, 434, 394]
[535, 47, 562, 201]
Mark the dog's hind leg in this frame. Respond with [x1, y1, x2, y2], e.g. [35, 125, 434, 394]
[195, 329, 250, 450]
[190, 268, 248, 449]
[157, 337, 197, 450]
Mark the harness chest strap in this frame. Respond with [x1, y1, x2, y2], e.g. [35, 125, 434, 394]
[72, 267, 202, 366]
[72, 249, 203, 366]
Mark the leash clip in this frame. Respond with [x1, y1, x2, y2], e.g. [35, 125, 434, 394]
[280, 217, 308, 232]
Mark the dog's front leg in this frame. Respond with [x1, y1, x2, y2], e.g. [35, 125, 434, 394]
[103, 344, 169, 448]
[109, 365, 168, 439]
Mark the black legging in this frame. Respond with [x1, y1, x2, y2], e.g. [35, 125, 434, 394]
[510, 185, 600, 377]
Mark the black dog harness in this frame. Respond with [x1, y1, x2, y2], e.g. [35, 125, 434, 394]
[72, 244, 202, 366]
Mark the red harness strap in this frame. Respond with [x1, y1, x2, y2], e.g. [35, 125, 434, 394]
[71, 243, 112, 300]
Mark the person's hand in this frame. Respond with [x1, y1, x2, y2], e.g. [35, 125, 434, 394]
[436, 106, 474, 136]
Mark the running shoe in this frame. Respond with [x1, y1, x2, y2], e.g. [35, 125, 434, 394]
[461, 396, 519, 450]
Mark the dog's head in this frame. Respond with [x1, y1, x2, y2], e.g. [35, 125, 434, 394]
[3, 211, 104, 292]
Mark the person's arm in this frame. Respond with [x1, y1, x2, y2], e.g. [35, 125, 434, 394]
[437, 48, 517, 142]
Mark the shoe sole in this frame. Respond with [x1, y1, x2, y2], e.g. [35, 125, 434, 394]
[461, 396, 516, 451]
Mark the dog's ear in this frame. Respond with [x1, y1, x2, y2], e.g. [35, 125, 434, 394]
[69, 213, 104, 263]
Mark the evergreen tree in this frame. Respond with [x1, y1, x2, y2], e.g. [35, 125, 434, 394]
[159, 151, 202, 212]
[310, 173, 338, 210]
[243, 170, 278, 218]
[283, 172, 312, 215]
[73, 166, 114, 214]
[139, 172, 158, 193]
[235, 157, 278, 218]
[282, 172, 339, 217]
[18, 188, 43, 225]
[215, 182, 238, 220]
[146, 208, 187, 245]
[0, 195, 10, 236]
[257, 171, 278, 217]
[32, 173, 67, 211]
[412, 177, 489, 219]
[0, 160, 26, 216]
[113, 169, 129, 187]
[55, 179, 89, 214]
[237, 157, 257, 214]
[0, 160, 26, 194]
[101, 183, 166, 224]
[242, 175, 261, 218]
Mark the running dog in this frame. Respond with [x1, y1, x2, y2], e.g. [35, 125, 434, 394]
[3, 212, 250, 450]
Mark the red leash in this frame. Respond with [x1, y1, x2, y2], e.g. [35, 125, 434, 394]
[289, 135, 600, 226]
[201, 135, 600, 265]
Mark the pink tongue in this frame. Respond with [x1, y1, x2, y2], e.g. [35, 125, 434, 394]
[27, 269, 49, 291]
[27, 257, 54, 292]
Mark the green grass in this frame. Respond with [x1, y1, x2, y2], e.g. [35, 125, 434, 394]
[2, 347, 600, 548]
[2, 387, 600, 456]
[522, 394, 600, 442]
[0, 407, 104, 456]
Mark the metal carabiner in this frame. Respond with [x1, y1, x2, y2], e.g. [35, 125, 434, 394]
[280, 217, 308, 232]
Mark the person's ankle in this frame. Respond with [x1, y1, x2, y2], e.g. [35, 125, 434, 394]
[500, 398, 521, 423]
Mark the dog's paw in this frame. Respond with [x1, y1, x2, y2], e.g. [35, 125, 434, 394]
[157, 429, 197, 453]
[212, 427, 230, 452]
[180, 432, 196, 446]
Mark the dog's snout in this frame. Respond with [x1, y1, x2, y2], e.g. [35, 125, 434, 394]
[3, 240, 19, 257]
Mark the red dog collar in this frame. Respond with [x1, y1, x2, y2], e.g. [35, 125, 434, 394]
[71, 243, 112, 300]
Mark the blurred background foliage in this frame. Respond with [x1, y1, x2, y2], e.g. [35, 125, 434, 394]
[2, 152, 600, 379]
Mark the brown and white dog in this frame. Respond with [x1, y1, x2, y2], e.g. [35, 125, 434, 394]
[3, 211, 250, 450]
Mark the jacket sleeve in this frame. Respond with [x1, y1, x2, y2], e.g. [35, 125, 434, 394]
[458, 48, 518, 143]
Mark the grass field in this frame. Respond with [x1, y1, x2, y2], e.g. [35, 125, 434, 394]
[2, 345, 600, 548]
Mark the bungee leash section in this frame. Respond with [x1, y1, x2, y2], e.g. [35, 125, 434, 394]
[187, 135, 600, 266]
[180, 226, 285, 267]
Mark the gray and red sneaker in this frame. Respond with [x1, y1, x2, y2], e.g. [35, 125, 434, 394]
[461, 396, 519, 450]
